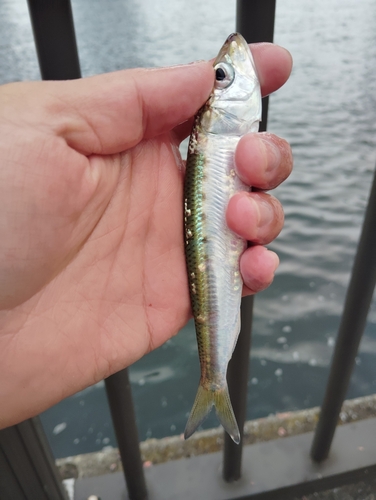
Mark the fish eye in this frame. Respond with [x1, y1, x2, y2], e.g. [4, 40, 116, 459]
[214, 62, 235, 89]
[216, 67, 226, 81]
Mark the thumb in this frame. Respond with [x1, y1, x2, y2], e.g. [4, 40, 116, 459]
[49, 62, 214, 155]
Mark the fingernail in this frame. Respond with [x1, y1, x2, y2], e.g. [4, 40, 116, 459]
[252, 193, 274, 228]
[260, 135, 281, 173]
[267, 250, 280, 271]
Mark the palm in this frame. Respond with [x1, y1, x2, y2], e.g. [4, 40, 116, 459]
[70, 134, 190, 364]
[4, 133, 189, 403]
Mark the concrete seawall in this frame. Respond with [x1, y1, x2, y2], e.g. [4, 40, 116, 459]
[56, 393, 376, 480]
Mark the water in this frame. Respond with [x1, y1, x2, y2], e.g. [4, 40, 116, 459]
[1, 0, 376, 458]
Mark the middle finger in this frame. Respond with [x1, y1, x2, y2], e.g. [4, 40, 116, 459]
[226, 191, 284, 245]
[235, 132, 293, 191]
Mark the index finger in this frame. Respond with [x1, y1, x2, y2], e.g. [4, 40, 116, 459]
[253, 42, 292, 97]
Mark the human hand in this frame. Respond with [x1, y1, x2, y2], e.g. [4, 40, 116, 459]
[0, 43, 292, 427]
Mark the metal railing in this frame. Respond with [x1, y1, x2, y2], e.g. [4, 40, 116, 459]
[311, 162, 376, 462]
[224, 0, 276, 484]
[1, 0, 376, 499]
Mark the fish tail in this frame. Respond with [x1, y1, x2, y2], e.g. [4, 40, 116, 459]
[184, 382, 240, 444]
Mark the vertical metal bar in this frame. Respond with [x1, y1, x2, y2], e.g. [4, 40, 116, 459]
[105, 369, 148, 500]
[0, 5, 81, 500]
[19, 418, 69, 499]
[0, 418, 68, 500]
[0, 425, 49, 500]
[223, 0, 276, 483]
[0, 446, 27, 500]
[27, 0, 81, 80]
[236, 0, 276, 131]
[223, 296, 254, 482]
[26, 2, 148, 498]
[311, 166, 376, 462]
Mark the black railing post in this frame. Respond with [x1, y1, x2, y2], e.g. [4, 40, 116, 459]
[223, 295, 254, 482]
[0, 4, 84, 500]
[26, 3, 148, 499]
[27, 0, 81, 80]
[0, 418, 69, 500]
[311, 166, 376, 462]
[105, 370, 148, 500]
[236, 0, 276, 132]
[223, 0, 276, 483]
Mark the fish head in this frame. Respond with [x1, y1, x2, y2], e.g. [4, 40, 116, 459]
[201, 33, 262, 136]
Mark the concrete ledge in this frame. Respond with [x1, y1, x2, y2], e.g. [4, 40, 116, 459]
[56, 393, 376, 479]
[74, 417, 376, 500]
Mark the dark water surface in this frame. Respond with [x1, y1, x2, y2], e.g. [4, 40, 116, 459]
[1, 0, 376, 458]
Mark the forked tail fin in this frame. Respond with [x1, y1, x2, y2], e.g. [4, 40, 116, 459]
[184, 383, 240, 444]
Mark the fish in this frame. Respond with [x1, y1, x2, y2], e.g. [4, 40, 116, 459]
[183, 33, 262, 444]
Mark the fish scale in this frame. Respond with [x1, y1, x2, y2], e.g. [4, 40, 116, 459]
[183, 33, 261, 444]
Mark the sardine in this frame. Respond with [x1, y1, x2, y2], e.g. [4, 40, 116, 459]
[183, 33, 262, 444]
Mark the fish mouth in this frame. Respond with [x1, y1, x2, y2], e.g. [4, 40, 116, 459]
[213, 32, 253, 66]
